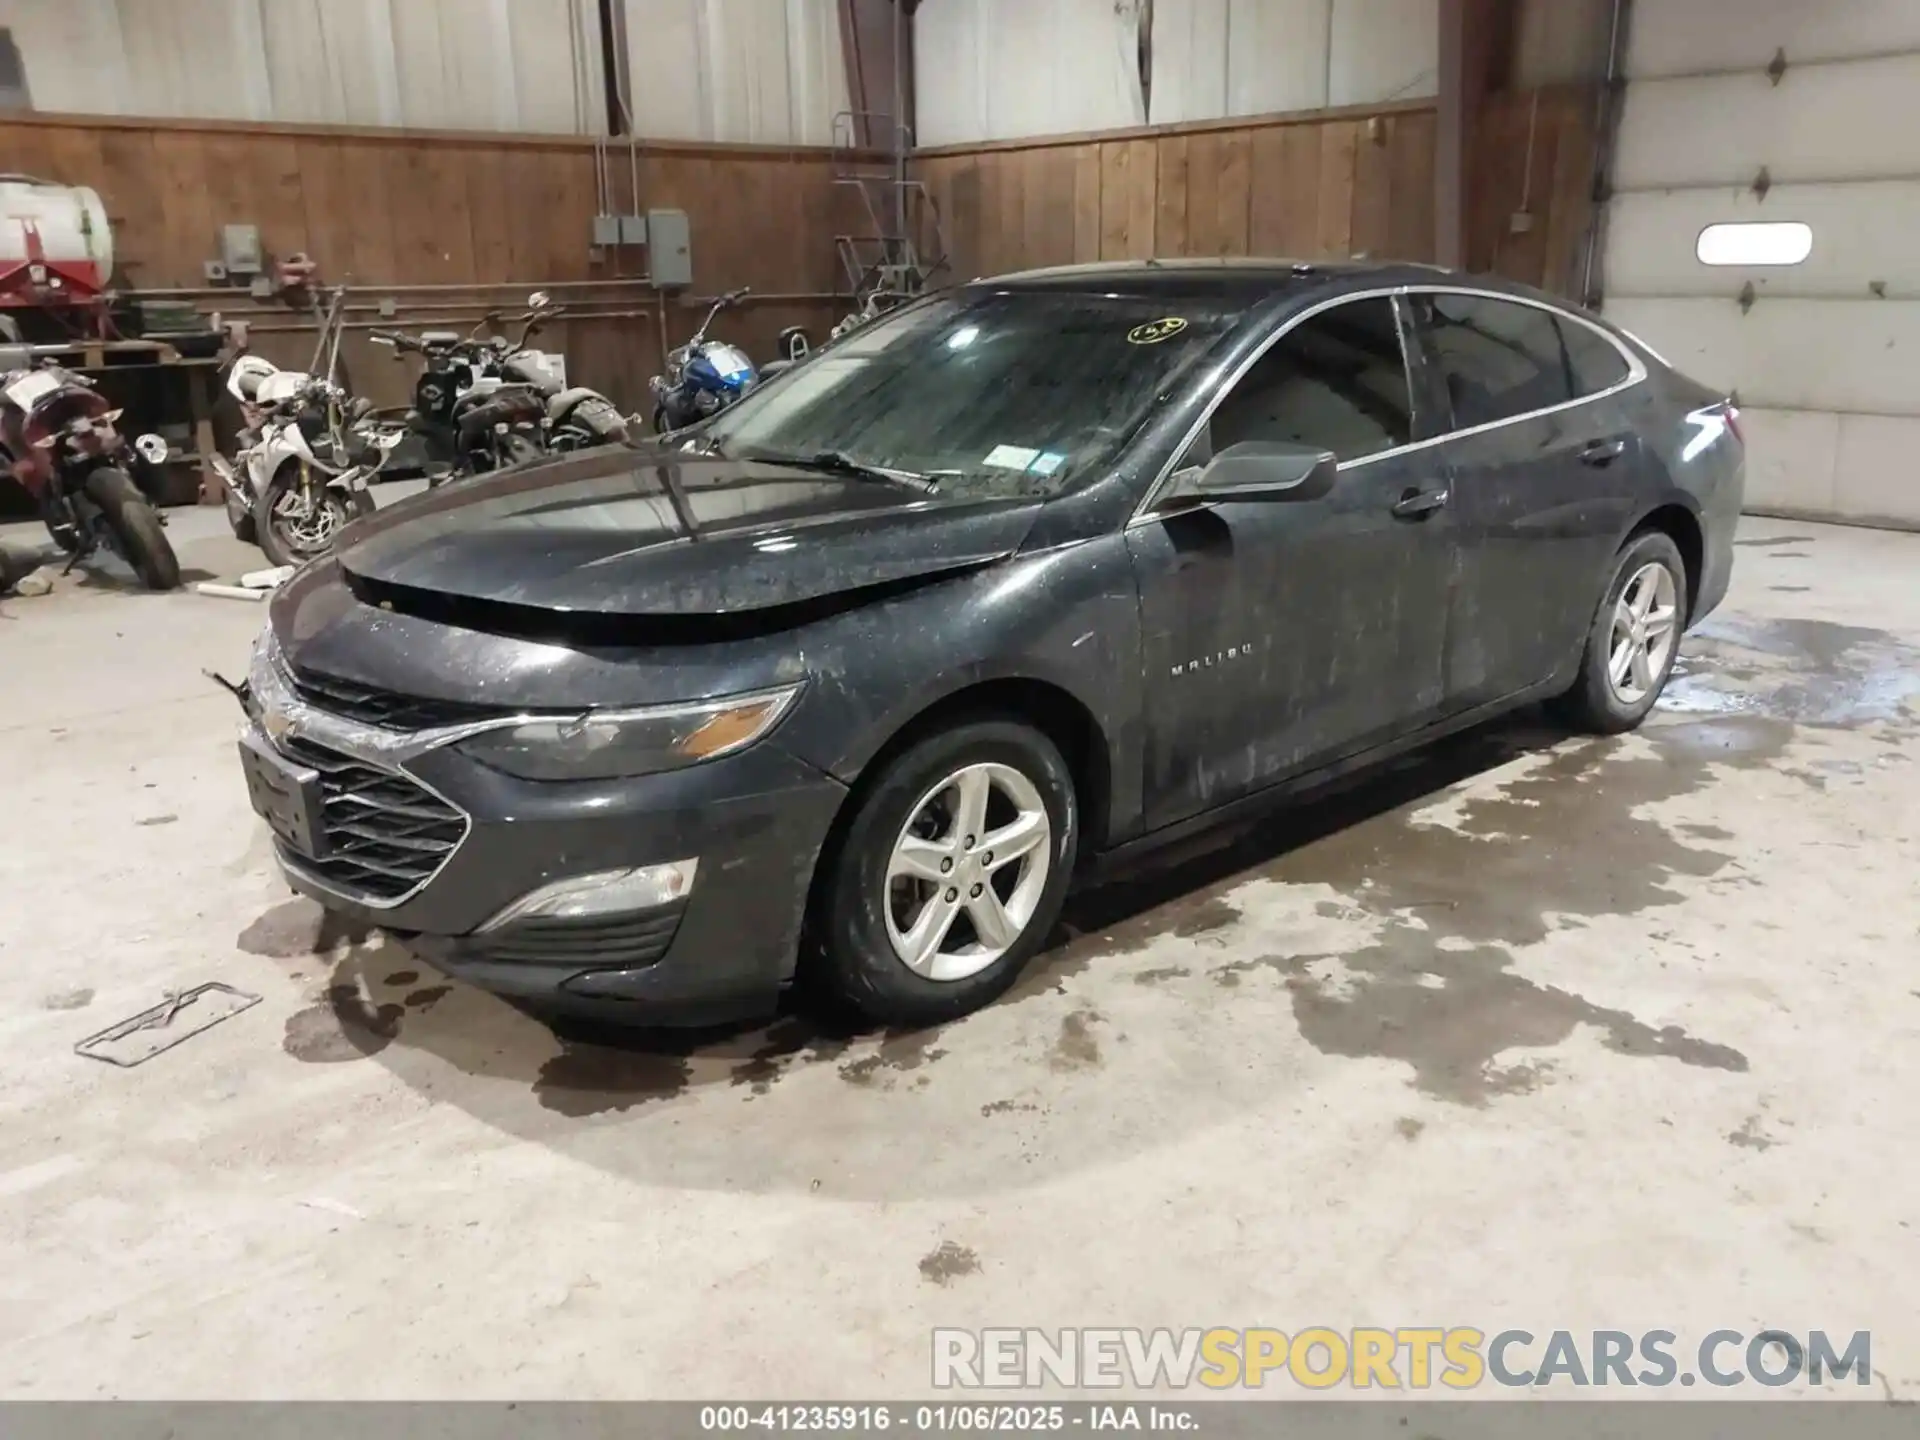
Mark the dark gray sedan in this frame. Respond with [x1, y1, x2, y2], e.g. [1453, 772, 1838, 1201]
[236, 260, 1744, 1027]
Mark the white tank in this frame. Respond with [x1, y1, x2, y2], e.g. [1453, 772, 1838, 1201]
[0, 176, 114, 286]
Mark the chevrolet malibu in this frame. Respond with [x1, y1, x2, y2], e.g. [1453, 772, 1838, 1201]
[236, 260, 1743, 1027]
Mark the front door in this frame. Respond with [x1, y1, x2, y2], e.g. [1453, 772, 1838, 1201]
[1126, 294, 1456, 832]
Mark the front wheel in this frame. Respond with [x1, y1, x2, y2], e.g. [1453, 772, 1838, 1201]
[1552, 529, 1688, 733]
[816, 719, 1079, 1026]
[85, 467, 180, 590]
[254, 460, 373, 569]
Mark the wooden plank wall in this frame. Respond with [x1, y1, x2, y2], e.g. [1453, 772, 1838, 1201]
[0, 114, 861, 410]
[914, 102, 1441, 281]
[1466, 86, 1598, 300]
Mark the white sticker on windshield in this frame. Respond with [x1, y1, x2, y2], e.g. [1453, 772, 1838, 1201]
[982, 444, 1039, 470]
[1028, 452, 1066, 476]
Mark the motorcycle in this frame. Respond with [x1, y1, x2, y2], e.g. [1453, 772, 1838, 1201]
[372, 293, 625, 483]
[217, 368, 404, 569]
[649, 287, 758, 433]
[218, 286, 396, 567]
[0, 352, 179, 590]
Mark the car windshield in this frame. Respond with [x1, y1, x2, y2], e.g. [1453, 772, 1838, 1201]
[702, 290, 1241, 495]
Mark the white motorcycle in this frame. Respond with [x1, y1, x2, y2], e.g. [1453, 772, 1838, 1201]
[217, 289, 405, 567]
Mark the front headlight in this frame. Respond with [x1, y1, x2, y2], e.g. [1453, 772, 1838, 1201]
[454, 684, 802, 781]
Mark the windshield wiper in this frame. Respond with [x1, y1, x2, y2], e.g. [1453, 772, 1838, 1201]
[746, 448, 937, 493]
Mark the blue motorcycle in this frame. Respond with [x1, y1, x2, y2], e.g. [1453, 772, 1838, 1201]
[648, 287, 759, 433]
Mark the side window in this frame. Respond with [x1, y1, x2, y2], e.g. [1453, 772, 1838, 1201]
[1207, 297, 1414, 463]
[1557, 315, 1631, 397]
[1420, 293, 1573, 430]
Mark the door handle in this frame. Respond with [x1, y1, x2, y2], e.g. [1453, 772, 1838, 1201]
[1391, 485, 1450, 519]
[1579, 438, 1627, 467]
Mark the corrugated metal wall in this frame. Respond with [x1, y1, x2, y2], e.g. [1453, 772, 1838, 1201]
[913, 0, 1438, 147]
[620, 0, 850, 146]
[1151, 0, 1438, 125]
[0, 0, 850, 143]
[914, 0, 1148, 147]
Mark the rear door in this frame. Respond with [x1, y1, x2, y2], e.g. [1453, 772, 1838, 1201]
[1127, 294, 1455, 831]
[1406, 291, 1648, 710]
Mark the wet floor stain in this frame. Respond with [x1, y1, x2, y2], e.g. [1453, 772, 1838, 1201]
[1727, 1114, 1780, 1151]
[283, 984, 403, 1064]
[136, 813, 177, 827]
[1769, 585, 1810, 594]
[239, 899, 372, 960]
[384, 970, 420, 987]
[1048, 1009, 1105, 1071]
[1395, 1117, 1425, 1141]
[981, 1098, 1042, 1117]
[839, 1029, 948, 1090]
[42, 987, 94, 1011]
[534, 1041, 694, 1118]
[1172, 898, 1241, 938]
[404, 985, 453, 1012]
[918, 1241, 982, 1286]
[1133, 964, 1192, 986]
[1734, 534, 1818, 549]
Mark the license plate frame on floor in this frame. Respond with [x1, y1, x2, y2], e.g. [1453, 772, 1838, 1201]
[237, 731, 328, 858]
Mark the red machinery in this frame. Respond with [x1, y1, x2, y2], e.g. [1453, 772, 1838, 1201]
[0, 174, 115, 339]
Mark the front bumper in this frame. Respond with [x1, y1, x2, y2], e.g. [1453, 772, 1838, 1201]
[241, 650, 848, 1025]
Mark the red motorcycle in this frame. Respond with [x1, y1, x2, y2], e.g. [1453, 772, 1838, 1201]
[0, 360, 179, 590]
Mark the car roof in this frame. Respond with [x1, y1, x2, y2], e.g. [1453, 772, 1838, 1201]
[968, 257, 1561, 308]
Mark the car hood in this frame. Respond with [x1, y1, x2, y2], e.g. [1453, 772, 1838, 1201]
[334, 446, 1043, 621]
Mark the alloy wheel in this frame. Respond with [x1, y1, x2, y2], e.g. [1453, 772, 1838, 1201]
[883, 762, 1052, 982]
[1606, 560, 1680, 706]
[271, 469, 351, 558]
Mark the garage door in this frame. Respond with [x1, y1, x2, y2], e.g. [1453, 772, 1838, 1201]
[1601, 0, 1920, 528]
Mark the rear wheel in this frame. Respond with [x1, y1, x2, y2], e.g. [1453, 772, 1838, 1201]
[85, 467, 180, 591]
[254, 460, 373, 569]
[1553, 529, 1687, 733]
[816, 719, 1078, 1026]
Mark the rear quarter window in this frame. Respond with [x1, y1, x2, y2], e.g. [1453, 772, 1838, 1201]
[1419, 293, 1574, 430]
[1557, 316, 1632, 397]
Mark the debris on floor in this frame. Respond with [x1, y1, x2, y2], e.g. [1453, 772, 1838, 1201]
[10, 563, 59, 598]
[196, 565, 296, 603]
[73, 983, 263, 1067]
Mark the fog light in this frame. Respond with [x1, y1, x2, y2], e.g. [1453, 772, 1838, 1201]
[480, 860, 698, 930]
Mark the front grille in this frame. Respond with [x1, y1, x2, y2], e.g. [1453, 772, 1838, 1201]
[278, 735, 466, 902]
[467, 905, 686, 969]
[287, 664, 515, 732]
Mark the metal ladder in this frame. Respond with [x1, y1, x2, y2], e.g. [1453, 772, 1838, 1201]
[831, 110, 950, 301]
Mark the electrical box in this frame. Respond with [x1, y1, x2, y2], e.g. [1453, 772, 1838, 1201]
[592, 214, 623, 248]
[221, 224, 263, 276]
[647, 208, 692, 288]
[617, 214, 648, 247]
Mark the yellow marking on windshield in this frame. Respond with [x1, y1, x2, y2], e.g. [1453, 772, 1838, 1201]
[1127, 316, 1189, 345]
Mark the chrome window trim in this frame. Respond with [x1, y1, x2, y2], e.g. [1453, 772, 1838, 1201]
[1129, 283, 1648, 525]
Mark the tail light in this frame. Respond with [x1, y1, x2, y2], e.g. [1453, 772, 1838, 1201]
[1722, 401, 1744, 447]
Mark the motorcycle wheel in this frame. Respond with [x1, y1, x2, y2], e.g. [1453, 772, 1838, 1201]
[651, 405, 670, 436]
[254, 460, 374, 569]
[85, 467, 182, 591]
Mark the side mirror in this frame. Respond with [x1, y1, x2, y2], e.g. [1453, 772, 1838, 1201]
[1177, 440, 1339, 504]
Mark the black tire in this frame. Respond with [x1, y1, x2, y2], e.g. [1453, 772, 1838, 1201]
[1552, 529, 1688, 734]
[650, 405, 670, 436]
[254, 461, 371, 569]
[816, 719, 1079, 1027]
[85, 467, 180, 591]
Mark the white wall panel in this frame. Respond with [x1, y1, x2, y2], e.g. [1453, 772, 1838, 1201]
[623, 0, 849, 145]
[1627, 0, 1920, 80]
[915, 0, 1144, 146]
[1614, 54, 1920, 191]
[1606, 182, 1920, 301]
[1736, 408, 1841, 518]
[1149, 0, 1434, 126]
[1605, 297, 1920, 418]
[0, 0, 604, 133]
[1327, 0, 1436, 106]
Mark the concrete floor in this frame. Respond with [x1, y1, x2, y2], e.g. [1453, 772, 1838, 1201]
[1, 507, 1916, 1400]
